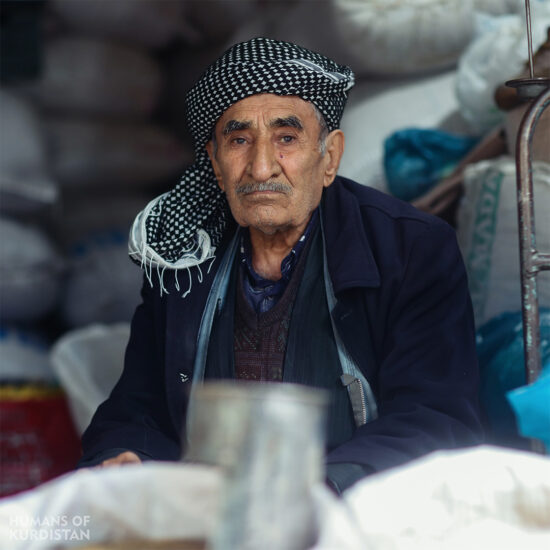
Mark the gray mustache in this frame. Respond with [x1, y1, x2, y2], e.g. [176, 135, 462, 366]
[236, 181, 292, 195]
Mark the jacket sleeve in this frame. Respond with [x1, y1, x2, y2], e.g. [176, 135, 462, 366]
[326, 221, 484, 475]
[78, 276, 181, 467]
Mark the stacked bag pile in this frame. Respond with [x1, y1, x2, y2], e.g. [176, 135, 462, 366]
[0, 0, 256, 495]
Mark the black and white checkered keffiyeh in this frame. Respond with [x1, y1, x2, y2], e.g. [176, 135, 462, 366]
[129, 37, 354, 294]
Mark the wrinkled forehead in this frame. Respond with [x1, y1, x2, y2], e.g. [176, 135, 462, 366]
[213, 94, 320, 135]
[185, 37, 355, 152]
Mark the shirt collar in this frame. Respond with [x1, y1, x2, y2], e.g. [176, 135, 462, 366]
[240, 209, 319, 287]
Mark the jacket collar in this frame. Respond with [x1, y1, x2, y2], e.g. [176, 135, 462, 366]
[321, 177, 381, 294]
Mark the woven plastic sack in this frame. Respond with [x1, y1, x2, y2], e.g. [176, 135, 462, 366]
[51, 192, 150, 250]
[0, 327, 54, 383]
[17, 37, 162, 118]
[473, 0, 523, 15]
[50, 324, 129, 434]
[44, 118, 192, 188]
[384, 128, 477, 201]
[60, 230, 142, 329]
[0, 218, 62, 322]
[457, 158, 550, 327]
[331, 0, 476, 75]
[232, 1, 519, 79]
[0, 91, 58, 214]
[184, 0, 261, 44]
[51, 0, 185, 49]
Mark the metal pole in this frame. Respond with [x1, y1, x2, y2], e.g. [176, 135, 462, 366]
[515, 87, 550, 387]
[524, 0, 535, 79]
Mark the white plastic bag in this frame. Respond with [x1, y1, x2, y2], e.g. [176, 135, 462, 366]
[0, 91, 58, 214]
[456, 3, 550, 134]
[0, 218, 62, 322]
[50, 323, 130, 433]
[457, 157, 550, 326]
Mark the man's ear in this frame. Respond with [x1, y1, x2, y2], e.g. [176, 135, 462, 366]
[205, 140, 224, 191]
[323, 130, 344, 188]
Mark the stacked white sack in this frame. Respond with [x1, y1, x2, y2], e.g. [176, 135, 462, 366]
[457, 157, 550, 327]
[59, 232, 142, 329]
[17, 37, 162, 119]
[232, 0, 520, 79]
[0, 328, 55, 383]
[44, 118, 192, 189]
[51, 195, 148, 330]
[0, 91, 58, 215]
[7, 26, 193, 328]
[332, 0, 477, 75]
[50, 0, 187, 49]
[50, 194, 151, 250]
[0, 218, 62, 323]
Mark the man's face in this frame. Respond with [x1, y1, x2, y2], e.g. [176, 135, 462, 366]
[206, 94, 342, 236]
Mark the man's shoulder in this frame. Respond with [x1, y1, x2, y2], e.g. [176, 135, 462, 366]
[330, 175, 448, 233]
[324, 176, 460, 293]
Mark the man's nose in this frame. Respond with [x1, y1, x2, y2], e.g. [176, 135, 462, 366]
[247, 139, 281, 182]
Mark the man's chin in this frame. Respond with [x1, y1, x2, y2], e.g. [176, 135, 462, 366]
[248, 220, 281, 236]
[246, 216, 291, 237]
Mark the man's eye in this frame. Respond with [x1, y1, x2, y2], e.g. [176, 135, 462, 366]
[232, 137, 247, 145]
[281, 135, 295, 143]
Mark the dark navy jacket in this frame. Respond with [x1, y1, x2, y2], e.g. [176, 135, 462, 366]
[80, 176, 484, 471]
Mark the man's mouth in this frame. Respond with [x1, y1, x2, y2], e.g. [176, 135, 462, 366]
[236, 181, 292, 195]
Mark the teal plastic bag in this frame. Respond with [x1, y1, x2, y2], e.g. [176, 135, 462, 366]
[477, 309, 550, 449]
[507, 363, 550, 453]
[384, 128, 477, 201]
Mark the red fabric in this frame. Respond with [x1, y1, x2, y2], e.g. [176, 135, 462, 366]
[0, 391, 81, 497]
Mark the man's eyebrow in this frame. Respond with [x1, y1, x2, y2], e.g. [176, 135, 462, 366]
[222, 120, 251, 135]
[270, 116, 303, 130]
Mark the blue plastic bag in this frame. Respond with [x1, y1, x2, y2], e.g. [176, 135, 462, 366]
[476, 309, 550, 449]
[507, 363, 550, 453]
[384, 128, 477, 201]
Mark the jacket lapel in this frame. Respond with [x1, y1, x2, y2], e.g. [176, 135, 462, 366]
[322, 179, 380, 294]
[322, 178, 381, 380]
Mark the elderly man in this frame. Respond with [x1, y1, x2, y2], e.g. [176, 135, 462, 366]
[79, 38, 483, 493]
